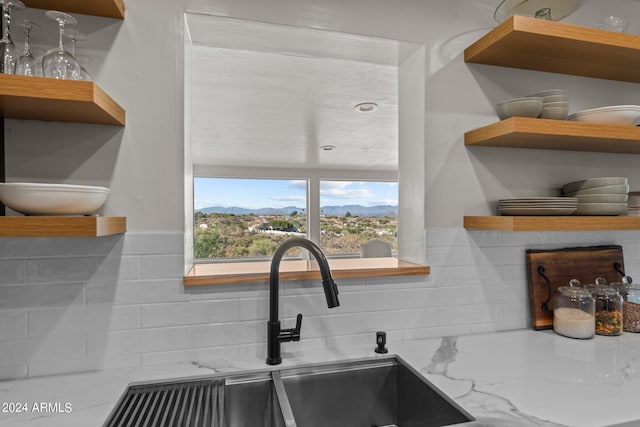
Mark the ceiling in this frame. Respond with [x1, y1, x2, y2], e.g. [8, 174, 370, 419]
[185, 14, 421, 173]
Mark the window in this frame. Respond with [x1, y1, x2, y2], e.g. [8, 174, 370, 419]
[320, 181, 397, 256]
[194, 177, 397, 260]
[194, 178, 307, 260]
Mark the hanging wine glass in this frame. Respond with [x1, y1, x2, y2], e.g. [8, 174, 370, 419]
[42, 10, 80, 80]
[64, 28, 91, 81]
[15, 20, 40, 76]
[0, 0, 25, 74]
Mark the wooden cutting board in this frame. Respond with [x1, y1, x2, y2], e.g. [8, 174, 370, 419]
[526, 245, 625, 330]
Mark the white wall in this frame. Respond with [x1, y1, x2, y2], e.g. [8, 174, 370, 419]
[2, 0, 640, 379]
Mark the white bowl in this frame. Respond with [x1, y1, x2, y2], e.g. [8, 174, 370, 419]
[528, 89, 568, 98]
[541, 95, 569, 103]
[540, 106, 569, 120]
[575, 194, 629, 204]
[564, 184, 629, 196]
[497, 97, 543, 120]
[0, 183, 110, 215]
[574, 202, 628, 216]
[543, 101, 569, 107]
[562, 177, 628, 194]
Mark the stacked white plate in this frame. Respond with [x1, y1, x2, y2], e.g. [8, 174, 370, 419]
[566, 105, 640, 126]
[498, 197, 578, 216]
[561, 177, 629, 215]
[628, 191, 640, 216]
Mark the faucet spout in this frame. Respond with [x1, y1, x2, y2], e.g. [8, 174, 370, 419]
[267, 237, 340, 365]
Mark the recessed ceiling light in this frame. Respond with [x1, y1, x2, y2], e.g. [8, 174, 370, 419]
[354, 102, 378, 113]
[319, 145, 336, 151]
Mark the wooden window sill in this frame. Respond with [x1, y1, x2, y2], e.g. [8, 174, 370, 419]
[183, 257, 430, 286]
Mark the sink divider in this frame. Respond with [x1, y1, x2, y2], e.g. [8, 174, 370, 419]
[271, 371, 298, 427]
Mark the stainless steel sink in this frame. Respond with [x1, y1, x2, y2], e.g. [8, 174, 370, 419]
[279, 356, 473, 427]
[104, 355, 473, 427]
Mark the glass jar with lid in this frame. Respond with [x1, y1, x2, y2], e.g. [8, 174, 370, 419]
[591, 277, 623, 336]
[553, 279, 595, 339]
[620, 277, 640, 333]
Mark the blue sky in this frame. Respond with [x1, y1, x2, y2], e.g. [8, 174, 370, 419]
[194, 178, 398, 210]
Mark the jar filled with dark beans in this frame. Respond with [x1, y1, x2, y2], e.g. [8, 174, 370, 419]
[623, 283, 640, 333]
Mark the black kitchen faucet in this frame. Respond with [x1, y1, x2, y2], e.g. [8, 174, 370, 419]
[266, 237, 340, 365]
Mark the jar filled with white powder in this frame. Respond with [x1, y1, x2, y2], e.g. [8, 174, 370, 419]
[553, 281, 595, 339]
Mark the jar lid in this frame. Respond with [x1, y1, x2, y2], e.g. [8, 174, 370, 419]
[627, 283, 640, 304]
[557, 286, 592, 297]
[592, 285, 620, 296]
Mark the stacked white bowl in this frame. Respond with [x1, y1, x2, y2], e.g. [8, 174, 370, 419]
[528, 89, 569, 120]
[561, 177, 629, 215]
[496, 97, 543, 120]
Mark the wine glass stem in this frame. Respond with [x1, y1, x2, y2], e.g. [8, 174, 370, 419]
[22, 27, 30, 56]
[1, 5, 11, 43]
[57, 21, 65, 53]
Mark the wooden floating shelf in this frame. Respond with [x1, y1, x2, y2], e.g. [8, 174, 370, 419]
[465, 15, 640, 83]
[465, 117, 640, 153]
[0, 75, 125, 126]
[0, 216, 126, 237]
[464, 216, 640, 232]
[22, 0, 125, 19]
[184, 257, 430, 286]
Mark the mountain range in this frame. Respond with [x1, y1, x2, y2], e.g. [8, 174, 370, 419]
[197, 204, 397, 217]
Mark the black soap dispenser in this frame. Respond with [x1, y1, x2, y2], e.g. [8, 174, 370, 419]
[375, 331, 388, 354]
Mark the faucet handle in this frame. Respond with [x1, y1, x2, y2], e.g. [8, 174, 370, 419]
[292, 313, 303, 341]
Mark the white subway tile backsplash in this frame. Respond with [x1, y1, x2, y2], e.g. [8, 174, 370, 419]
[0, 259, 27, 285]
[282, 294, 328, 318]
[403, 325, 472, 341]
[365, 310, 409, 331]
[0, 311, 27, 340]
[2, 230, 638, 379]
[0, 333, 85, 364]
[187, 283, 269, 301]
[191, 321, 264, 347]
[614, 230, 640, 243]
[87, 326, 191, 356]
[86, 279, 189, 305]
[141, 300, 239, 327]
[426, 228, 471, 248]
[238, 298, 269, 321]
[0, 283, 84, 310]
[0, 365, 27, 380]
[326, 331, 402, 350]
[140, 254, 184, 279]
[437, 303, 503, 326]
[28, 354, 140, 377]
[366, 308, 438, 332]
[331, 290, 403, 314]
[426, 246, 471, 267]
[502, 263, 528, 282]
[28, 306, 140, 336]
[27, 257, 105, 284]
[300, 313, 366, 338]
[470, 246, 525, 266]
[364, 275, 428, 288]
[426, 265, 502, 287]
[141, 346, 239, 366]
[123, 232, 183, 255]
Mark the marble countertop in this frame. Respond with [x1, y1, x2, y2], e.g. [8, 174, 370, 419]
[1, 329, 640, 426]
